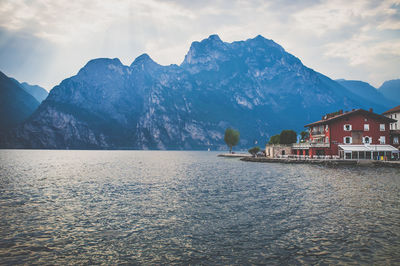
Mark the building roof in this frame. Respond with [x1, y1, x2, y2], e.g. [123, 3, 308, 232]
[304, 109, 396, 127]
[338, 144, 399, 152]
[382, 105, 400, 115]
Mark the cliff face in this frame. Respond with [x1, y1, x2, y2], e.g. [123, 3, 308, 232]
[2, 35, 390, 149]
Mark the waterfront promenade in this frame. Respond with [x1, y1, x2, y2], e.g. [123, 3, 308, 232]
[217, 153, 252, 158]
[240, 156, 400, 168]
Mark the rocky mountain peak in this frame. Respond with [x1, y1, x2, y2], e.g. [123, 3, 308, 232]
[206, 34, 223, 43]
[130, 53, 160, 71]
[78, 58, 124, 76]
[83, 57, 122, 68]
[248, 35, 281, 48]
[180, 34, 229, 72]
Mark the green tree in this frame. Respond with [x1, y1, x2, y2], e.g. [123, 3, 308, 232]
[248, 146, 260, 157]
[224, 128, 240, 153]
[280, 130, 297, 144]
[268, 134, 280, 144]
[300, 131, 309, 143]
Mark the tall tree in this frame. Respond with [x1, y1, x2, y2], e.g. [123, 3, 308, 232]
[268, 134, 280, 144]
[280, 130, 297, 144]
[224, 128, 240, 153]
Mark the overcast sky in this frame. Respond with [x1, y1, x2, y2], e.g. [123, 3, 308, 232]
[0, 0, 399, 90]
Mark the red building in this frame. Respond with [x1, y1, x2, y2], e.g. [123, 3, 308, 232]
[292, 108, 399, 159]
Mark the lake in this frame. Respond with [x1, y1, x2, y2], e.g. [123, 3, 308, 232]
[0, 150, 399, 264]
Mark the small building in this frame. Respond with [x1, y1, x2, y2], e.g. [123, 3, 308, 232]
[382, 105, 400, 149]
[265, 144, 292, 158]
[292, 108, 399, 159]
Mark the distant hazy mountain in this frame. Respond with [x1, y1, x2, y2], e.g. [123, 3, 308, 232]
[379, 79, 400, 105]
[2, 35, 393, 149]
[9, 78, 48, 103]
[20, 82, 48, 103]
[0, 71, 40, 133]
[336, 79, 395, 109]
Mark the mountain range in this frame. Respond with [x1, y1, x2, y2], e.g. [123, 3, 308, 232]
[0, 71, 48, 133]
[336, 79, 400, 106]
[19, 82, 48, 103]
[379, 79, 400, 105]
[0, 35, 398, 149]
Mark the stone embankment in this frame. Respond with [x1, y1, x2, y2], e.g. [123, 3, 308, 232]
[241, 157, 356, 166]
[218, 153, 252, 158]
[240, 157, 400, 168]
[373, 161, 400, 168]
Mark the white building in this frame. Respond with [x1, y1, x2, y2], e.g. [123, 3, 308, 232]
[382, 105, 400, 149]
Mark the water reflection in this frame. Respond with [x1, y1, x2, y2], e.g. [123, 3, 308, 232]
[0, 150, 399, 264]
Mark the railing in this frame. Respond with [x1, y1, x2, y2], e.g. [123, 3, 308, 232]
[311, 131, 324, 135]
[276, 155, 340, 160]
[292, 142, 330, 148]
[292, 143, 311, 148]
[310, 143, 330, 147]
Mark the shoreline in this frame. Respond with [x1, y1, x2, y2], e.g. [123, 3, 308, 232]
[240, 157, 400, 168]
[217, 153, 252, 158]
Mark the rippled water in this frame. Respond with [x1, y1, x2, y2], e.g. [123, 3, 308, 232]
[0, 150, 399, 264]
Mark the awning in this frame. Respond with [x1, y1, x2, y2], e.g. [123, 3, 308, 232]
[338, 144, 399, 152]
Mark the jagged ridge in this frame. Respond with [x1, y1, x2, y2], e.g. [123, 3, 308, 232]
[2, 35, 394, 149]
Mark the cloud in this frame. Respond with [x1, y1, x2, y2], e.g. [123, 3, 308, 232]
[0, 27, 56, 91]
[292, 0, 400, 86]
[0, 0, 399, 88]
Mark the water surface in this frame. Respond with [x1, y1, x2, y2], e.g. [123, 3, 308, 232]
[0, 150, 399, 264]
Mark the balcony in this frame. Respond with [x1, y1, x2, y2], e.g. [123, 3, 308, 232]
[292, 142, 330, 149]
[311, 131, 323, 135]
[311, 131, 326, 138]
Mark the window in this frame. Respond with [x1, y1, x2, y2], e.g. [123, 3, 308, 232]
[363, 136, 371, 144]
[344, 136, 352, 144]
[379, 136, 385, 144]
[364, 124, 369, 131]
[344, 124, 352, 131]
[394, 136, 399, 144]
[380, 124, 385, 131]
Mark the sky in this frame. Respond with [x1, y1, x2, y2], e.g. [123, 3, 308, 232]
[0, 0, 399, 91]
